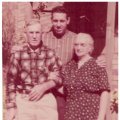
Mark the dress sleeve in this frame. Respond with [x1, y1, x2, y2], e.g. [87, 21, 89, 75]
[82, 63, 110, 94]
[97, 67, 110, 93]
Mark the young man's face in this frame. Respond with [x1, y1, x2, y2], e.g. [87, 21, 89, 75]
[26, 23, 42, 48]
[52, 13, 70, 36]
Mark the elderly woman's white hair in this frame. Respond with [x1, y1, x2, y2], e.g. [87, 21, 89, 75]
[76, 33, 94, 54]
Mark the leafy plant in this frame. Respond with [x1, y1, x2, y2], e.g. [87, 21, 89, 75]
[110, 89, 118, 114]
[30, 2, 48, 19]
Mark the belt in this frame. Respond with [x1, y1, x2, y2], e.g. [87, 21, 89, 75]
[17, 90, 53, 101]
[17, 89, 30, 95]
[17, 89, 52, 95]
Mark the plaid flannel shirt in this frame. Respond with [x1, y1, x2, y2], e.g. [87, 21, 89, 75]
[6, 44, 62, 109]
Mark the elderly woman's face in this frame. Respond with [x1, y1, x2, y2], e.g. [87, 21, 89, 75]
[74, 36, 93, 58]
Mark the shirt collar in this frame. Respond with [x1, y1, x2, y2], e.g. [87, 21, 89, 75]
[25, 44, 45, 54]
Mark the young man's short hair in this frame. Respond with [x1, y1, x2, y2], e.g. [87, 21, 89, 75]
[51, 6, 69, 18]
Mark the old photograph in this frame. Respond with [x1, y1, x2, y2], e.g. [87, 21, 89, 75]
[2, 2, 118, 120]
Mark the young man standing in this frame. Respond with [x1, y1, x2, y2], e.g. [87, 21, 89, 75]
[42, 6, 77, 120]
[43, 6, 76, 64]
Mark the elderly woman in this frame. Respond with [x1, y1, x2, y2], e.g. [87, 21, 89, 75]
[61, 33, 110, 120]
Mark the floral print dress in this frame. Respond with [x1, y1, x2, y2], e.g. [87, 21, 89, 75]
[62, 58, 110, 120]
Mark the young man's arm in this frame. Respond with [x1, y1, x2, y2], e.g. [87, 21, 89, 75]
[96, 55, 106, 67]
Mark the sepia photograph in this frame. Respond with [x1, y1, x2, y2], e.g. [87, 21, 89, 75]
[2, 2, 118, 120]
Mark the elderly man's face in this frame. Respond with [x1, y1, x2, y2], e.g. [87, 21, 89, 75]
[52, 13, 70, 36]
[26, 23, 42, 48]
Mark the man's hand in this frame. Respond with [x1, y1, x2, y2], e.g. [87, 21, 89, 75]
[96, 55, 106, 68]
[48, 71, 60, 80]
[5, 108, 16, 120]
[29, 72, 61, 101]
[29, 84, 47, 101]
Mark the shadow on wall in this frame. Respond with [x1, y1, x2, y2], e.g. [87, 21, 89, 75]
[63, 2, 108, 58]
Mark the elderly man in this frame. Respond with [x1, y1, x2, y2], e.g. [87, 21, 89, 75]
[6, 19, 62, 120]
